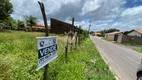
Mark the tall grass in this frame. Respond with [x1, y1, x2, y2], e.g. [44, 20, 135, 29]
[121, 42, 142, 47]
[0, 30, 115, 80]
[134, 48, 142, 53]
[0, 31, 44, 80]
[121, 42, 142, 54]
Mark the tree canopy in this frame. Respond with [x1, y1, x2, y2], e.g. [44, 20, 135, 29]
[0, 0, 13, 23]
[24, 15, 38, 27]
[17, 20, 25, 28]
[99, 28, 120, 35]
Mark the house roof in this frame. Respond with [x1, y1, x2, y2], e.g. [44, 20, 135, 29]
[107, 31, 121, 34]
[94, 32, 101, 35]
[31, 24, 50, 29]
[124, 30, 142, 35]
[32, 26, 50, 29]
[135, 30, 142, 34]
[32, 26, 45, 29]
[35, 24, 45, 27]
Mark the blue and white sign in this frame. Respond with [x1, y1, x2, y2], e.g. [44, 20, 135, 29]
[36, 36, 57, 70]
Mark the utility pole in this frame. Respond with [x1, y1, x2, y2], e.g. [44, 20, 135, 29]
[72, 17, 75, 32]
[88, 21, 91, 36]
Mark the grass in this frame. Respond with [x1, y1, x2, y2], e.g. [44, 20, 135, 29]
[121, 42, 142, 53]
[121, 42, 142, 47]
[102, 37, 142, 54]
[0, 30, 115, 80]
[133, 48, 142, 53]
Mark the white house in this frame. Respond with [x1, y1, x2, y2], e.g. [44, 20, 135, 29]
[127, 30, 142, 37]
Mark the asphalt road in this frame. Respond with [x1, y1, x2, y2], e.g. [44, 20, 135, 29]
[90, 36, 142, 80]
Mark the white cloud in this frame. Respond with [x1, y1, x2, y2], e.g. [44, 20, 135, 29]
[90, 23, 113, 31]
[12, 0, 141, 31]
[111, 6, 142, 31]
[10, 0, 83, 21]
[82, 0, 100, 15]
[121, 6, 142, 17]
[10, 0, 126, 20]
[82, 0, 126, 20]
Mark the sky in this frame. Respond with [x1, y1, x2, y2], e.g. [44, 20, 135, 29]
[10, 0, 142, 32]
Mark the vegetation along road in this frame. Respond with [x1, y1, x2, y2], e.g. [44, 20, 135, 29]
[90, 36, 142, 80]
[0, 31, 115, 80]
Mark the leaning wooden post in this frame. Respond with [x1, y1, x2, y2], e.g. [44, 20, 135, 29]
[75, 27, 77, 49]
[38, 1, 49, 80]
[72, 17, 75, 32]
[88, 21, 91, 37]
[78, 26, 81, 46]
[38, 2, 48, 36]
[70, 17, 74, 51]
[65, 43, 68, 63]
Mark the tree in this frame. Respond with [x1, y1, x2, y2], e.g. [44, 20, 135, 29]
[0, 0, 13, 23]
[90, 31, 94, 34]
[99, 28, 120, 35]
[24, 15, 38, 28]
[6, 17, 14, 29]
[12, 20, 17, 28]
[17, 20, 25, 29]
[106, 28, 119, 33]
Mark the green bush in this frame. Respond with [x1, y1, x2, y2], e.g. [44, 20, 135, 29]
[80, 30, 88, 40]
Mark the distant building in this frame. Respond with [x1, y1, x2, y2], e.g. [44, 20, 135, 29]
[25, 24, 50, 32]
[93, 32, 102, 36]
[117, 30, 142, 44]
[105, 31, 122, 41]
[32, 24, 45, 30]
[104, 30, 142, 44]
[127, 30, 142, 37]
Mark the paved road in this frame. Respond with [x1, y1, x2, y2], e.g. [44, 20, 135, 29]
[90, 36, 142, 80]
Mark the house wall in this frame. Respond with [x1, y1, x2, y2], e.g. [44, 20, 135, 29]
[118, 35, 142, 44]
[127, 31, 142, 37]
[105, 34, 115, 41]
[105, 33, 122, 41]
[121, 35, 131, 43]
[117, 34, 123, 43]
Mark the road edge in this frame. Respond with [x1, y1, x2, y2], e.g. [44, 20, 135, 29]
[96, 46, 120, 80]
[90, 36, 120, 80]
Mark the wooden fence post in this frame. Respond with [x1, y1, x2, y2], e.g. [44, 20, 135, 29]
[38, 1, 49, 80]
[78, 26, 81, 46]
[72, 17, 75, 32]
[65, 44, 68, 63]
[70, 17, 74, 51]
[88, 21, 91, 37]
[75, 28, 77, 49]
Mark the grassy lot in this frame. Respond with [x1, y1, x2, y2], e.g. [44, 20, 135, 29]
[0, 30, 115, 80]
[102, 37, 142, 54]
[121, 42, 142, 47]
[134, 48, 142, 53]
[121, 42, 142, 53]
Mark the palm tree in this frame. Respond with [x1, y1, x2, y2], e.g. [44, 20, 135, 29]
[17, 19, 25, 30]
[24, 15, 38, 29]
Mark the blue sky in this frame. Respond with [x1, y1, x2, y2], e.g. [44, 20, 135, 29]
[10, 0, 142, 32]
[125, 0, 142, 8]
